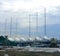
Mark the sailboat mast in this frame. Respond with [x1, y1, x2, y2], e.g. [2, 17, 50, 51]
[15, 18, 17, 37]
[36, 12, 38, 37]
[10, 18, 12, 38]
[5, 19, 7, 36]
[44, 8, 46, 36]
[29, 14, 31, 37]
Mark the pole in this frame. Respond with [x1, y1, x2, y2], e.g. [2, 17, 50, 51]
[44, 8, 46, 36]
[10, 18, 12, 38]
[15, 18, 17, 37]
[36, 12, 38, 37]
[5, 19, 7, 36]
[29, 14, 31, 37]
[4, 19, 7, 47]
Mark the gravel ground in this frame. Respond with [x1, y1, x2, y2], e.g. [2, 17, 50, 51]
[0, 50, 60, 56]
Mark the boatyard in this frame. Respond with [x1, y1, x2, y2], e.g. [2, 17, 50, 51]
[0, 0, 60, 56]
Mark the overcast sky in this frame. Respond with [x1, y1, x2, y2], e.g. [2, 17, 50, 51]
[0, 0, 60, 37]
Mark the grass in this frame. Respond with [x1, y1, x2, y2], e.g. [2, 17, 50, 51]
[0, 50, 60, 56]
